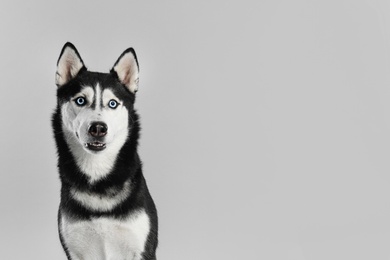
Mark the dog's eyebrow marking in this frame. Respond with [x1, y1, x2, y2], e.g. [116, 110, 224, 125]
[102, 88, 121, 107]
[75, 86, 94, 104]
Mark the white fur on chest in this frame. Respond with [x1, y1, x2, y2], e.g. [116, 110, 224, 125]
[60, 210, 150, 260]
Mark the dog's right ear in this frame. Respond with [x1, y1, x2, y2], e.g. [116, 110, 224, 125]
[55, 42, 85, 87]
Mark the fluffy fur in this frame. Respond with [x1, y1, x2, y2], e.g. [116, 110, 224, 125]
[52, 42, 158, 260]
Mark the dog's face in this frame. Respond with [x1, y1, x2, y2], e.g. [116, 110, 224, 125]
[59, 77, 131, 154]
[55, 43, 139, 155]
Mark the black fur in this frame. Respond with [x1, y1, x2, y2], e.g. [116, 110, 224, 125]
[52, 43, 158, 260]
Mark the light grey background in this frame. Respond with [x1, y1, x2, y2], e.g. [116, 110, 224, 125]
[1, 0, 390, 259]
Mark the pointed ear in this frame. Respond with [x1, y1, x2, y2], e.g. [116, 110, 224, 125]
[111, 48, 139, 93]
[55, 42, 85, 87]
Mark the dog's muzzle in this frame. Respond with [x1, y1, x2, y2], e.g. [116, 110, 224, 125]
[86, 122, 107, 151]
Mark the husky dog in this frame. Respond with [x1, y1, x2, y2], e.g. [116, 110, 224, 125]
[52, 42, 158, 260]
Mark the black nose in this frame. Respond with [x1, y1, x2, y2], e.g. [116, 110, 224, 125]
[88, 122, 108, 137]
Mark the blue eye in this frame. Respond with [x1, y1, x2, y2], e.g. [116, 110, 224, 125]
[108, 99, 118, 109]
[75, 97, 86, 106]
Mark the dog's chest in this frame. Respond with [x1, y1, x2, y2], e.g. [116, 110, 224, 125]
[60, 211, 150, 260]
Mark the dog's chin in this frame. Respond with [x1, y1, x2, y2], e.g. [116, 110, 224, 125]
[84, 141, 106, 152]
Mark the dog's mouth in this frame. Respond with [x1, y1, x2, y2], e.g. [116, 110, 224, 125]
[85, 141, 106, 151]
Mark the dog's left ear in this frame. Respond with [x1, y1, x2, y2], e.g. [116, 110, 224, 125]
[111, 48, 139, 93]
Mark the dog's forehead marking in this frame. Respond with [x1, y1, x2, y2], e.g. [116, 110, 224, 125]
[95, 83, 102, 110]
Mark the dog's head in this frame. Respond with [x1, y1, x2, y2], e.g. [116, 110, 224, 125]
[55, 42, 139, 155]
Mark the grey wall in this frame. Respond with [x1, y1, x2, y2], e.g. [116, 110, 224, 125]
[1, 0, 390, 259]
